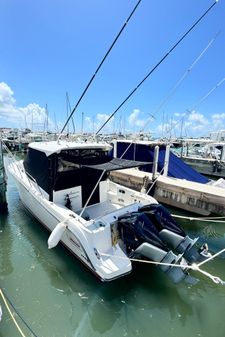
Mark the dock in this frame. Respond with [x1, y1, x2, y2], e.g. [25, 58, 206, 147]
[110, 168, 225, 216]
[0, 141, 8, 213]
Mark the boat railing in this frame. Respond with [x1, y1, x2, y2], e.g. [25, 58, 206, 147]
[24, 171, 45, 198]
[3, 141, 45, 198]
[2, 141, 24, 180]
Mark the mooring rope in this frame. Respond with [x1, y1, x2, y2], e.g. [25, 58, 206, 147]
[0, 289, 27, 337]
[198, 247, 225, 267]
[172, 214, 225, 223]
[0, 288, 39, 337]
[100, 246, 225, 285]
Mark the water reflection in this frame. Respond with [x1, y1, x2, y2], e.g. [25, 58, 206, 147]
[69, 264, 195, 335]
[0, 215, 13, 276]
[13, 202, 197, 336]
[1, 176, 225, 337]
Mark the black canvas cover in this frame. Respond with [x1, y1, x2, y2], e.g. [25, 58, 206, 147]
[81, 157, 148, 171]
[139, 204, 186, 236]
[23, 148, 50, 194]
[117, 212, 169, 252]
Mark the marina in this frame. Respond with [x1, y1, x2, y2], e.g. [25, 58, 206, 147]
[1, 0, 225, 336]
[7, 139, 212, 284]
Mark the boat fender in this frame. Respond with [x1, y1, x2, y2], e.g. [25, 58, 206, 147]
[48, 221, 68, 249]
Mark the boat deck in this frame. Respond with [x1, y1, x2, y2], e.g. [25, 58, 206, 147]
[84, 201, 121, 219]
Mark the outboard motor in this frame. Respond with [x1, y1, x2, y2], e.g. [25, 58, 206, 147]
[117, 212, 193, 284]
[139, 204, 211, 263]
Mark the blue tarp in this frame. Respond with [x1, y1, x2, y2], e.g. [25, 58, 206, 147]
[116, 142, 209, 184]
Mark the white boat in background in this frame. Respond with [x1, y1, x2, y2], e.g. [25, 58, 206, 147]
[180, 141, 225, 178]
[7, 140, 211, 283]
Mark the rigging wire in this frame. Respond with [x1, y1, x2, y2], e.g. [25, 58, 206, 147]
[164, 75, 225, 137]
[139, 32, 220, 133]
[58, 0, 143, 139]
[172, 214, 225, 222]
[66, 92, 76, 134]
[96, 0, 218, 135]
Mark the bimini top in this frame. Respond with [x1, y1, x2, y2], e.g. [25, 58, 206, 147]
[82, 157, 148, 171]
[28, 140, 112, 157]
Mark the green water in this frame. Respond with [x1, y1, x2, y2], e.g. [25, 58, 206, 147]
[1, 174, 225, 337]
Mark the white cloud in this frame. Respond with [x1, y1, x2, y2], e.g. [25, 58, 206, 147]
[0, 82, 52, 130]
[184, 111, 209, 133]
[187, 111, 208, 125]
[174, 113, 180, 117]
[96, 113, 110, 124]
[84, 113, 114, 133]
[128, 109, 145, 128]
[212, 113, 225, 129]
[155, 110, 211, 137]
[0, 82, 18, 119]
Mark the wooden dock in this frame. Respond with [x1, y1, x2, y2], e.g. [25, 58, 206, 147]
[110, 168, 225, 216]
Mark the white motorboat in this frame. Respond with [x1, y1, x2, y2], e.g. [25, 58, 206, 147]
[8, 140, 210, 283]
[178, 140, 225, 178]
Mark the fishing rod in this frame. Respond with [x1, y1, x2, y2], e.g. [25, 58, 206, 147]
[96, 0, 219, 135]
[58, 0, 143, 140]
[164, 76, 225, 138]
[139, 32, 220, 134]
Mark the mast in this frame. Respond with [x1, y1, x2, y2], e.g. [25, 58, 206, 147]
[66, 92, 76, 134]
[43, 104, 48, 134]
[81, 112, 84, 134]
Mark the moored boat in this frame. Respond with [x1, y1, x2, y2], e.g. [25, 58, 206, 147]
[8, 140, 211, 283]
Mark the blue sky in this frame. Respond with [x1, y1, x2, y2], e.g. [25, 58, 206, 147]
[0, 0, 225, 138]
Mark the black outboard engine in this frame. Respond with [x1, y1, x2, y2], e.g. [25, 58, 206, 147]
[117, 212, 192, 284]
[139, 204, 211, 263]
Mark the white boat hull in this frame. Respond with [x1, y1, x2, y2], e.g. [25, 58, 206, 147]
[14, 175, 98, 275]
[8, 161, 135, 281]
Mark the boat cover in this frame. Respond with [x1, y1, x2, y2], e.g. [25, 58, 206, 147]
[116, 142, 209, 184]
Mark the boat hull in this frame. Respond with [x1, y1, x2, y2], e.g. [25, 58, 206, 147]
[8, 162, 132, 281]
[182, 156, 225, 178]
[14, 177, 99, 274]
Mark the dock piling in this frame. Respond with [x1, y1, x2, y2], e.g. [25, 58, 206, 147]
[152, 146, 159, 180]
[163, 144, 170, 177]
[0, 140, 8, 213]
